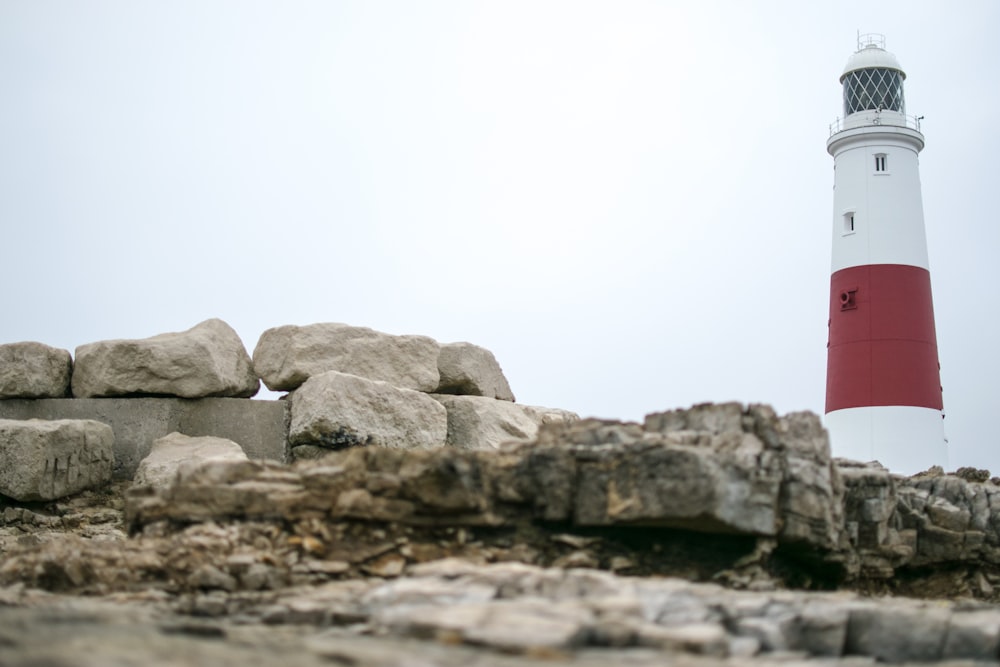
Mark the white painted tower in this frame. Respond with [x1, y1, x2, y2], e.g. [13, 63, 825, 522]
[824, 34, 946, 474]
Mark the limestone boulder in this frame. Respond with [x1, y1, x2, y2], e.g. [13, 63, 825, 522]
[253, 323, 440, 392]
[0, 342, 72, 398]
[432, 395, 577, 450]
[0, 418, 113, 501]
[289, 371, 447, 451]
[72, 319, 259, 399]
[435, 342, 514, 401]
[133, 432, 248, 489]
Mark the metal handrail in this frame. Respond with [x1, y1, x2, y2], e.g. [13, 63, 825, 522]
[829, 112, 923, 136]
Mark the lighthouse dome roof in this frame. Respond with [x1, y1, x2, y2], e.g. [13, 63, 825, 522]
[840, 44, 906, 82]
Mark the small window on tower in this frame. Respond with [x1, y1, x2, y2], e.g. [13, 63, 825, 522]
[843, 211, 856, 234]
[875, 154, 888, 172]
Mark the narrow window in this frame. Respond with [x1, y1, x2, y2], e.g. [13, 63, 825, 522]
[843, 212, 855, 234]
[875, 154, 887, 172]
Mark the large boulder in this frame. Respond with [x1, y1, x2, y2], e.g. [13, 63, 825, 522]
[436, 342, 515, 401]
[253, 323, 440, 393]
[0, 342, 73, 399]
[72, 319, 259, 399]
[432, 395, 576, 450]
[0, 418, 114, 501]
[133, 432, 248, 489]
[289, 371, 447, 451]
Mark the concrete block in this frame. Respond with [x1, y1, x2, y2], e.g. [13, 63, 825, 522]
[0, 418, 114, 501]
[0, 398, 288, 480]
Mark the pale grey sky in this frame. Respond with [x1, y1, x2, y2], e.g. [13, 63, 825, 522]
[2, 1, 998, 470]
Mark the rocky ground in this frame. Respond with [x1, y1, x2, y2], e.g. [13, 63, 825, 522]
[4, 405, 1000, 665]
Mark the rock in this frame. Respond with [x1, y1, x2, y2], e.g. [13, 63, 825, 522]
[771, 409, 844, 549]
[0, 342, 72, 398]
[289, 371, 447, 450]
[432, 395, 542, 450]
[955, 467, 991, 483]
[636, 622, 730, 656]
[941, 609, 1000, 660]
[363, 554, 407, 578]
[188, 564, 238, 592]
[520, 405, 580, 428]
[72, 319, 259, 399]
[435, 342, 514, 401]
[375, 596, 591, 653]
[845, 604, 950, 662]
[925, 496, 971, 532]
[0, 418, 114, 501]
[289, 444, 337, 462]
[133, 432, 248, 489]
[461, 599, 591, 652]
[253, 323, 440, 392]
[789, 603, 850, 656]
[569, 412, 785, 535]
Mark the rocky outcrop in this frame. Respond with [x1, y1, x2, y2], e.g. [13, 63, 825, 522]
[436, 342, 515, 401]
[7, 401, 1000, 665]
[133, 432, 248, 489]
[0, 341, 72, 398]
[837, 460, 1000, 591]
[72, 319, 259, 398]
[126, 403, 842, 554]
[253, 323, 441, 392]
[0, 418, 113, 501]
[289, 371, 448, 451]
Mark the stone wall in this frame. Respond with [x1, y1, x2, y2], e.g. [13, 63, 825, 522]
[0, 319, 575, 487]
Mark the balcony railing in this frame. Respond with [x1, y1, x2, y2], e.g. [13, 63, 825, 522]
[829, 112, 923, 136]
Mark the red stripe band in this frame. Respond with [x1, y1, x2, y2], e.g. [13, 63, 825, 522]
[826, 264, 943, 412]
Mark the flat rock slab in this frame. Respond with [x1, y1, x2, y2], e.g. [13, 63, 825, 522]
[134, 432, 248, 489]
[253, 323, 440, 392]
[0, 418, 113, 501]
[289, 371, 447, 450]
[436, 342, 515, 401]
[72, 318, 259, 399]
[0, 398, 288, 480]
[0, 341, 72, 398]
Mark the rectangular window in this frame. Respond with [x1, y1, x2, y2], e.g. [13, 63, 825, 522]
[875, 154, 887, 172]
[843, 212, 855, 234]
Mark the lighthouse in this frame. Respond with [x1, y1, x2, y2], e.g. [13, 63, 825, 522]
[824, 34, 946, 475]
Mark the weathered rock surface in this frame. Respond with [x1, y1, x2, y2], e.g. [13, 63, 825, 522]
[3, 556, 1000, 665]
[436, 342, 515, 401]
[432, 394, 577, 450]
[133, 432, 248, 489]
[0, 341, 73, 398]
[253, 323, 440, 392]
[72, 319, 259, 399]
[7, 401, 1000, 666]
[122, 404, 843, 565]
[289, 371, 447, 451]
[0, 418, 113, 501]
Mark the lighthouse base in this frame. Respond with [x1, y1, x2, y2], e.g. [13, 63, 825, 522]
[824, 406, 947, 476]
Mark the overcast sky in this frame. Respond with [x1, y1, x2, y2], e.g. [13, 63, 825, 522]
[2, 1, 998, 471]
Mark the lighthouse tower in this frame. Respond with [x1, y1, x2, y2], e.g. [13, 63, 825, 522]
[824, 34, 946, 475]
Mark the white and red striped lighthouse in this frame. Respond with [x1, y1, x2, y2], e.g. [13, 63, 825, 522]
[824, 34, 946, 475]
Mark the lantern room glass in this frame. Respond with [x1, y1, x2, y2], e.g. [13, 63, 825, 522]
[842, 68, 905, 115]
